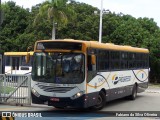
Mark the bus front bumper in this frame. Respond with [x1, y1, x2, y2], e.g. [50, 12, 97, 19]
[32, 91, 99, 108]
[48, 95, 87, 108]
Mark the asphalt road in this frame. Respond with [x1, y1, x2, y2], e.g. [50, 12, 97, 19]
[102, 91, 160, 111]
[0, 88, 160, 120]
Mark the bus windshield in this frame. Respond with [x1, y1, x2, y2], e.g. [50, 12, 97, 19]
[32, 52, 85, 84]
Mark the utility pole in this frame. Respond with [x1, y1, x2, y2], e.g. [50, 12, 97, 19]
[99, 0, 103, 43]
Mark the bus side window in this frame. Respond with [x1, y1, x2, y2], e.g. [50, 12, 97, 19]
[12, 57, 20, 70]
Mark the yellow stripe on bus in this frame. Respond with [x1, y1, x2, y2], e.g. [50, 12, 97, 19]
[87, 80, 106, 88]
[4, 52, 34, 56]
[35, 39, 149, 53]
[86, 72, 111, 93]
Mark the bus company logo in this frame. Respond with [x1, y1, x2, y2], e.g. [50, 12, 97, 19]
[135, 70, 148, 81]
[112, 74, 131, 85]
[112, 74, 119, 85]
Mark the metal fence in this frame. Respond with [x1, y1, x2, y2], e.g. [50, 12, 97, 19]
[0, 74, 31, 106]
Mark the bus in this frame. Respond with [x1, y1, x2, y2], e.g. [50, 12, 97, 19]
[4, 52, 33, 75]
[29, 39, 149, 110]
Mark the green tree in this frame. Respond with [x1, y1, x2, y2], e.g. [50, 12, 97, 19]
[57, 1, 99, 40]
[0, 1, 30, 52]
[34, 0, 76, 40]
[1, 0, 160, 83]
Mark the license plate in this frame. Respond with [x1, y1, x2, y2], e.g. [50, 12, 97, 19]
[50, 98, 60, 102]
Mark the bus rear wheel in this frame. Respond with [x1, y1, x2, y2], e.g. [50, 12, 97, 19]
[92, 91, 106, 110]
[129, 84, 137, 100]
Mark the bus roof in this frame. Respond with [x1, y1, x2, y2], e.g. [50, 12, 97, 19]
[36, 39, 149, 53]
[4, 51, 34, 56]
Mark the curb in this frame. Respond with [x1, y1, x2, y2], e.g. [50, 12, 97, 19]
[145, 90, 160, 94]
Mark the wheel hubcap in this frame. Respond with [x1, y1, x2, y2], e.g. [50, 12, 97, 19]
[97, 95, 102, 106]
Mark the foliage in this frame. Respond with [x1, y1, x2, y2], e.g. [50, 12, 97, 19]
[0, 0, 160, 82]
[0, 1, 30, 52]
[34, 0, 76, 39]
[57, 1, 99, 40]
[1, 86, 15, 94]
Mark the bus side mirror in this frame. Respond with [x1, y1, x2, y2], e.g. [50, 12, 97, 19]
[26, 53, 30, 63]
[91, 55, 96, 65]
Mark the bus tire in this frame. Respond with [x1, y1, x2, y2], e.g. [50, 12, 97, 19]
[129, 84, 137, 100]
[92, 91, 106, 110]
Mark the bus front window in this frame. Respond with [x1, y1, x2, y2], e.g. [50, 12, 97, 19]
[32, 52, 85, 84]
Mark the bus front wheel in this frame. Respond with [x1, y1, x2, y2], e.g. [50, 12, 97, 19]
[92, 91, 106, 110]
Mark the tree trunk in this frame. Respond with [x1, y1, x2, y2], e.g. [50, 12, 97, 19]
[52, 21, 56, 40]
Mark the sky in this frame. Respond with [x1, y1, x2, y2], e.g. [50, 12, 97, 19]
[1, 0, 160, 27]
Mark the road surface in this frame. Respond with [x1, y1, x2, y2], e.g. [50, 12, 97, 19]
[0, 87, 160, 120]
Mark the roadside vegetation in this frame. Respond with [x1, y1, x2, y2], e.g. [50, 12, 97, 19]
[0, 0, 160, 83]
[149, 83, 160, 88]
[1, 86, 15, 94]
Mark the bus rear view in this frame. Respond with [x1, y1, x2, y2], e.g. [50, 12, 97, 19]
[4, 52, 33, 75]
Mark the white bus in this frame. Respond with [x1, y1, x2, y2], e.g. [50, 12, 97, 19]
[29, 39, 149, 110]
[4, 52, 33, 75]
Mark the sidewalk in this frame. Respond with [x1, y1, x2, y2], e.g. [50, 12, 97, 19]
[146, 85, 160, 93]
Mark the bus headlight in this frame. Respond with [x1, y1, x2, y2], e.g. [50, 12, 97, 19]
[71, 91, 84, 100]
[31, 88, 40, 97]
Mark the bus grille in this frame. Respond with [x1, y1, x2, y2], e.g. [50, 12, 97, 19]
[37, 85, 74, 93]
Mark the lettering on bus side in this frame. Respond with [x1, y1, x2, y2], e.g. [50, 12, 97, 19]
[112, 74, 131, 85]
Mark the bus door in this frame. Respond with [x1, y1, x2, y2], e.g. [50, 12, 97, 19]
[11, 57, 20, 74]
